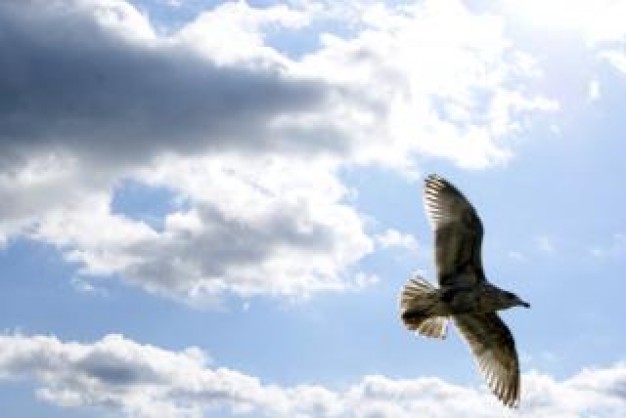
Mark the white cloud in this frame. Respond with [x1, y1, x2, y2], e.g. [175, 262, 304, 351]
[31, 155, 373, 304]
[174, 1, 310, 66]
[1, 333, 625, 417]
[291, 0, 558, 170]
[0, 0, 557, 304]
[588, 78, 601, 101]
[375, 229, 419, 251]
[0, 0, 553, 171]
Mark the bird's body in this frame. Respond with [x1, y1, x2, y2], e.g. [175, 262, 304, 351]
[403, 281, 525, 318]
[400, 174, 529, 408]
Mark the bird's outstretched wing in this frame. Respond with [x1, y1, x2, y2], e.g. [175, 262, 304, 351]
[454, 313, 521, 408]
[423, 174, 484, 287]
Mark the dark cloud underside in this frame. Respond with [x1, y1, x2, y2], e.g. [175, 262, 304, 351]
[0, 1, 345, 169]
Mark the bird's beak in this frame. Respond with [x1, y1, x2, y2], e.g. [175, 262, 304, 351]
[520, 300, 530, 308]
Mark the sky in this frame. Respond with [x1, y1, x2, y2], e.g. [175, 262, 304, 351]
[1, 0, 626, 416]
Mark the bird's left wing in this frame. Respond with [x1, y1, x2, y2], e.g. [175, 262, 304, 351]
[453, 313, 521, 408]
[423, 174, 485, 287]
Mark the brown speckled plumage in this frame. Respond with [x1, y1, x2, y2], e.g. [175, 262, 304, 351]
[399, 174, 529, 408]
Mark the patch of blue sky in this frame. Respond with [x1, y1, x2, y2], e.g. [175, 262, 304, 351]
[340, 166, 423, 233]
[110, 179, 187, 232]
[130, 0, 364, 59]
[263, 19, 357, 60]
[0, 239, 85, 335]
[0, 380, 105, 418]
[129, 0, 225, 34]
[0, 238, 148, 341]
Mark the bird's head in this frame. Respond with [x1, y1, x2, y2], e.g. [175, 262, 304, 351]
[500, 290, 530, 309]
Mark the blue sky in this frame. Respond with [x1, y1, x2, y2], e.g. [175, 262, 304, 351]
[1, 0, 626, 417]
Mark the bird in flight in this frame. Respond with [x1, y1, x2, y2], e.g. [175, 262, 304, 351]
[399, 174, 529, 408]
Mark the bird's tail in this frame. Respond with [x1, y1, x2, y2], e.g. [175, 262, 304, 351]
[399, 275, 448, 339]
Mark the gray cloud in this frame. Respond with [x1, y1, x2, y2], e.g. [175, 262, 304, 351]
[29, 154, 373, 302]
[120, 201, 350, 299]
[0, 0, 557, 302]
[131, 203, 331, 270]
[0, 1, 373, 301]
[1, 333, 625, 417]
[0, 0, 346, 172]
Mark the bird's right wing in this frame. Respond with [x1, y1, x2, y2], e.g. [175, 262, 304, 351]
[453, 313, 521, 408]
[423, 174, 484, 287]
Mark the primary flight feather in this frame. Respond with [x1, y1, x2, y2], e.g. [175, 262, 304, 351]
[400, 174, 529, 408]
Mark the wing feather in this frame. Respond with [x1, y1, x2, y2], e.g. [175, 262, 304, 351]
[423, 174, 484, 287]
[453, 313, 521, 408]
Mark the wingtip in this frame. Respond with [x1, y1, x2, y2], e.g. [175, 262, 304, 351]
[425, 173, 442, 182]
[424, 174, 448, 191]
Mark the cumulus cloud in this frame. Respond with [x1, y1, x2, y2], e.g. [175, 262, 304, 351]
[0, 1, 340, 166]
[375, 228, 419, 251]
[290, 0, 558, 170]
[0, 0, 557, 177]
[1, 333, 625, 417]
[588, 78, 601, 102]
[31, 155, 373, 303]
[0, 0, 556, 303]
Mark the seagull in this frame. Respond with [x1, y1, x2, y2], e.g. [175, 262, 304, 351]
[399, 174, 529, 408]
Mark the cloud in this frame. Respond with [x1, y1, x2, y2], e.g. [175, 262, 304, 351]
[0, 0, 557, 175]
[588, 78, 601, 101]
[175, 1, 311, 65]
[0, 1, 338, 167]
[0, 0, 370, 302]
[1, 333, 625, 417]
[291, 0, 558, 170]
[0, 0, 556, 303]
[375, 228, 419, 251]
[30, 155, 373, 303]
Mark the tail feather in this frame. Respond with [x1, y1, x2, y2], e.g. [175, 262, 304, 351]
[399, 276, 448, 339]
[415, 316, 448, 339]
